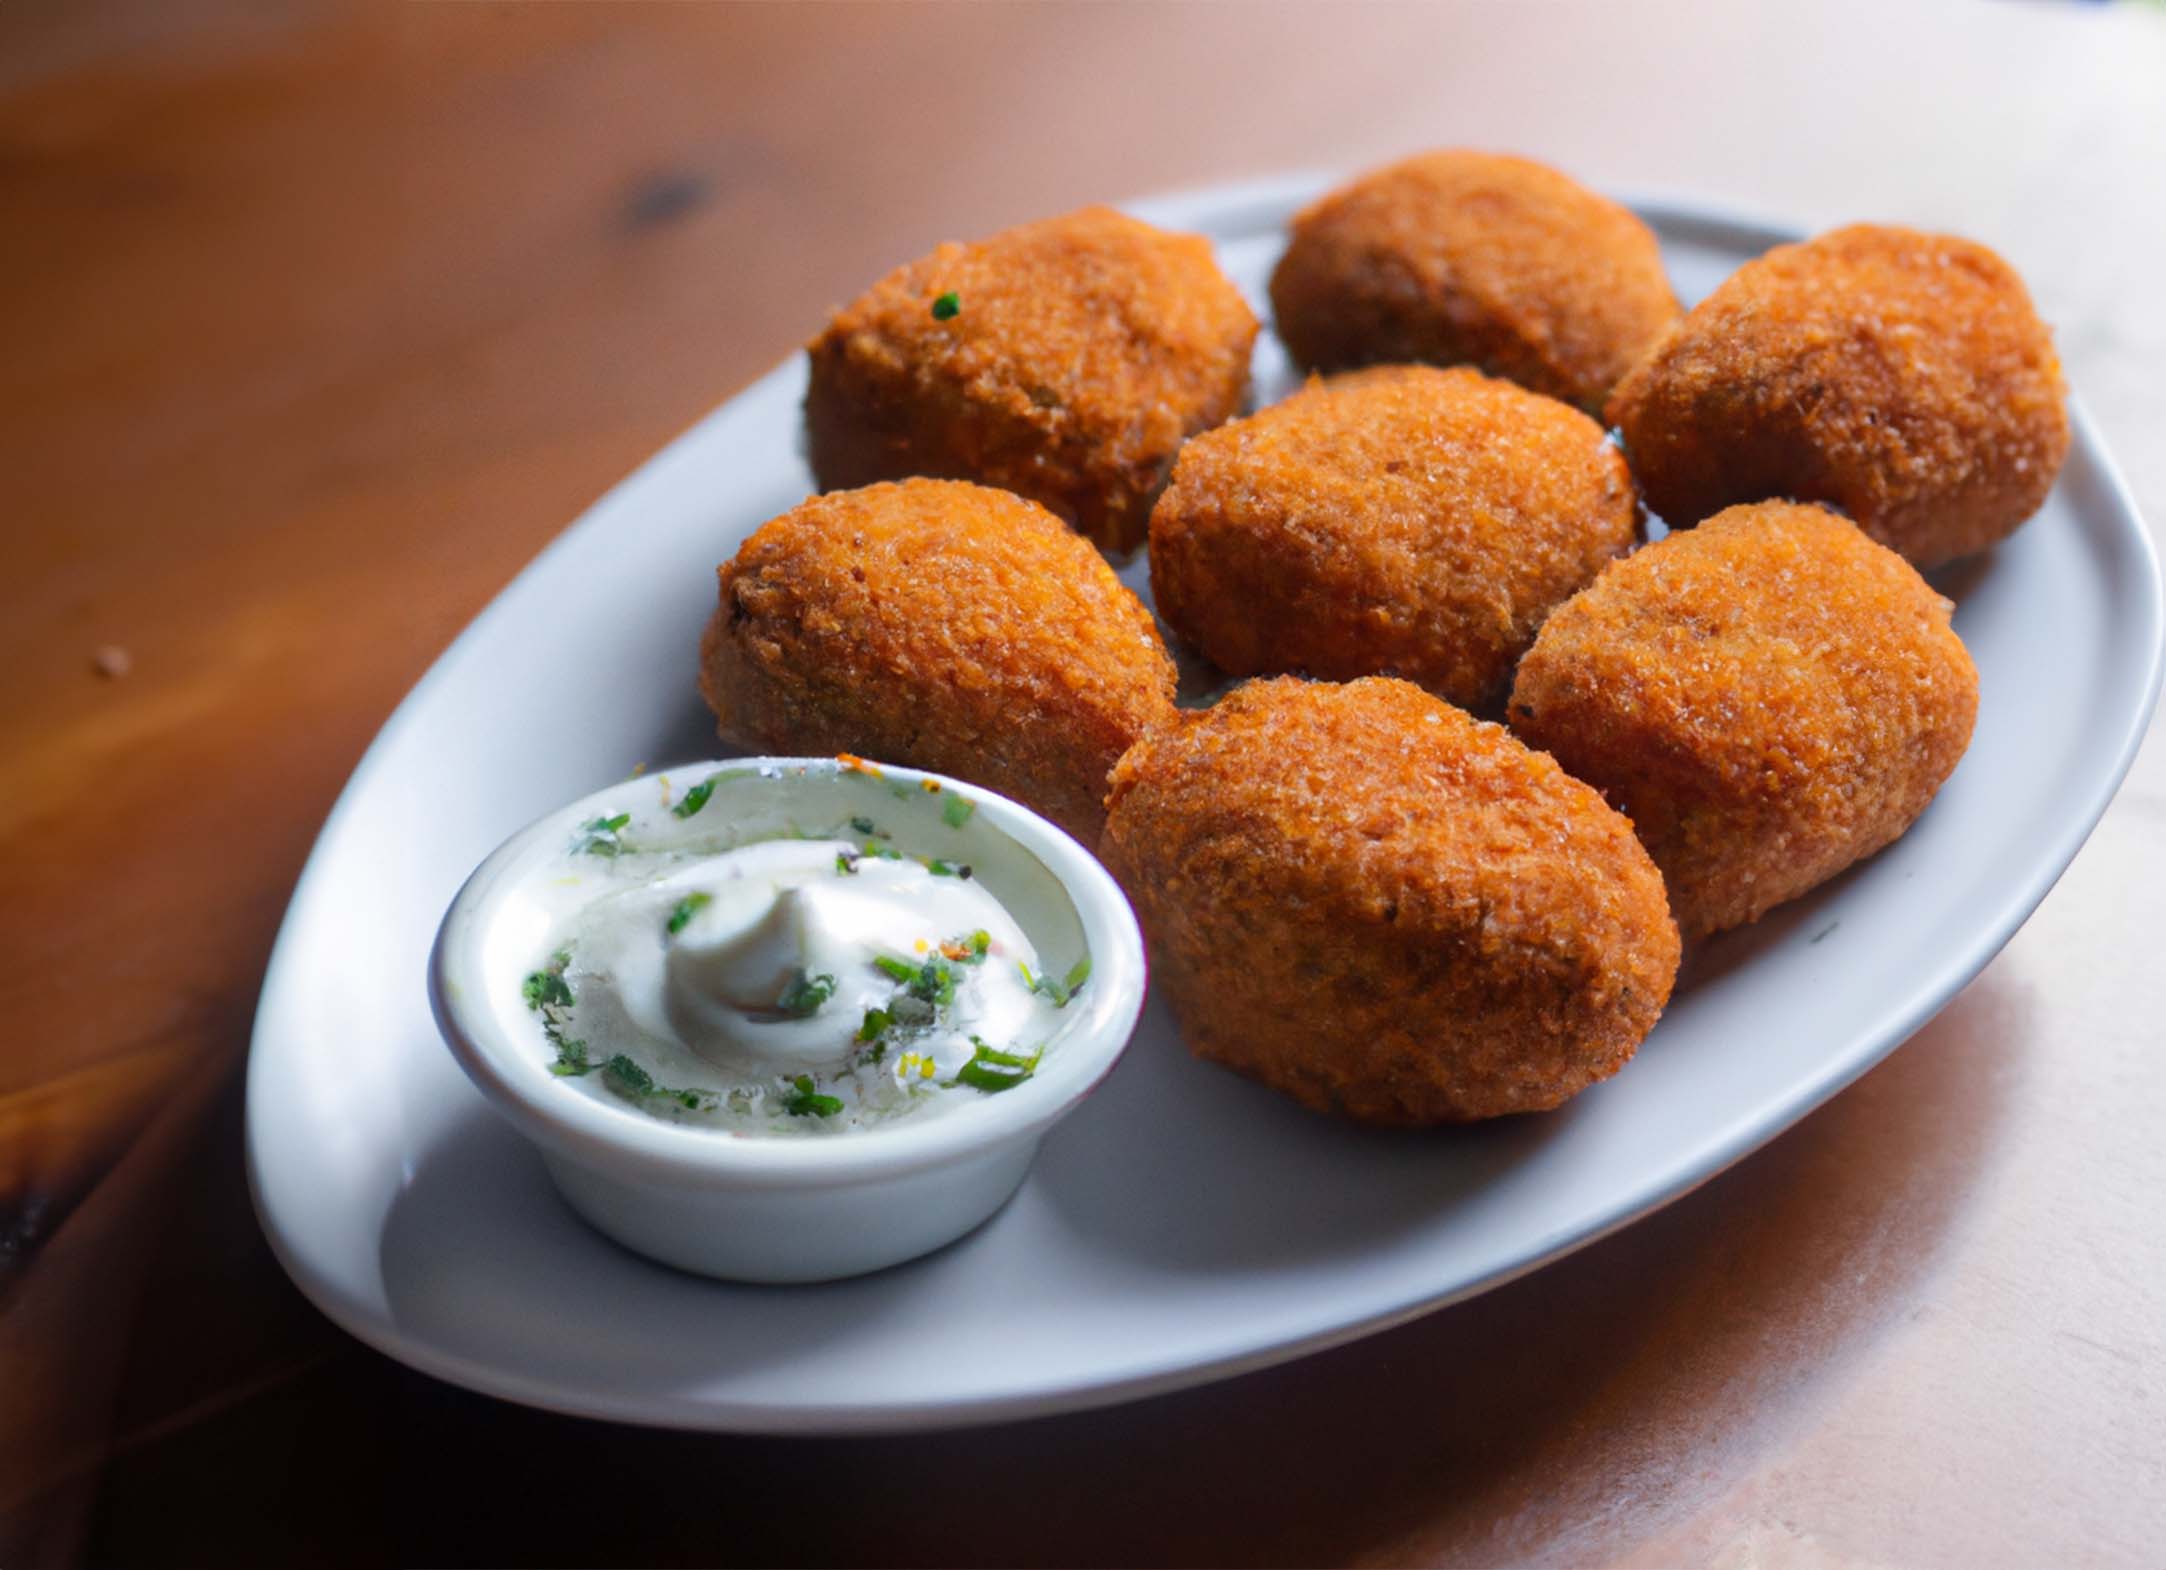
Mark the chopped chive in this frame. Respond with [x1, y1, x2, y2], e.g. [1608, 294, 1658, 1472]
[856, 1007, 892, 1044]
[924, 858, 971, 878]
[577, 812, 633, 857]
[672, 768, 752, 819]
[1021, 954, 1091, 1007]
[931, 291, 960, 321]
[777, 970, 837, 1017]
[873, 954, 918, 984]
[952, 1037, 1041, 1094]
[941, 794, 975, 829]
[666, 892, 713, 935]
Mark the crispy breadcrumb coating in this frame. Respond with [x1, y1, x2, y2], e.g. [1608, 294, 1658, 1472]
[1509, 501, 1979, 938]
[805, 206, 1259, 554]
[1149, 365, 1639, 709]
[698, 479, 1177, 841]
[1102, 676, 1679, 1124]
[1269, 150, 1679, 413]
[1606, 224, 2069, 569]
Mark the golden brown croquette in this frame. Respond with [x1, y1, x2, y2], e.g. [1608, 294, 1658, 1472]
[1101, 676, 1680, 1124]
[1508, 501, 1979, 939]
[1148, 365, 1639, 710]
[1606, 224, 2069, 569]
[698, 479, 1177, 842]
[1268, 150, 1679, 413]
[804, 206, 1259, 555]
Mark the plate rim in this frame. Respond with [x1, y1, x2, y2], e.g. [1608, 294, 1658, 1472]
[246, 176, 2166, 1434]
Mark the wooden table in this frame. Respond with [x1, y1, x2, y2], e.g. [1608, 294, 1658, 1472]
[5, 2, 2162, 1563]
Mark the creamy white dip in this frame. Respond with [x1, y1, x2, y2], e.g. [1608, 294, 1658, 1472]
[519, 805, 1081, 1134]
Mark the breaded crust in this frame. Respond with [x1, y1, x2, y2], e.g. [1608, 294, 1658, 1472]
[698, 479, 1177, 842]
[1268, 150, 1679, 413]
[1606, 224, 2070, 569]
[1101, 676, 1680, 1124]
[805, 206, 1259, 555]
[1508, 502, 1979, 938]
[1149, 365, 1639, 710]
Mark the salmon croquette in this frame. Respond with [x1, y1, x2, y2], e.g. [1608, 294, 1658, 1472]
[1148, 365, 1639, 710]
[1101, 677, 1680, 1124]
[1268, 150, 1679, 413]
[1606, 224, 2069, 569]
[804, 206, 1259, 555]
[698, 479, 1177, 842]
[1509, 502, 1979, 939]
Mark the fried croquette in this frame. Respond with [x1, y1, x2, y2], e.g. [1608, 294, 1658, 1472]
[1101, 677, 1679, 1124]
[1148, 365, 1639, 710]
[1606, 224, 2069, 570]
[1268, 151, 1679, 413]
[804, 206, 1260, 555]
[698, 479, 1177, 842]
[1509, 502, 1979, 939]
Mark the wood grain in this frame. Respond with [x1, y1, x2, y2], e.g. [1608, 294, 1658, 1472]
[3, 1, 2161, 1565]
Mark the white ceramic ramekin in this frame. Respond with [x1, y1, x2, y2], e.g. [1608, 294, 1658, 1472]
[428, 757, 1146, 1283]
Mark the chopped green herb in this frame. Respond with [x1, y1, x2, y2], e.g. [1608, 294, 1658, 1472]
[871, 951, 960, 1009]
[931, 291, 960, 321]
[863, 841, 904, 861]
[603, 1053, 655, 1097]
[782, 1074, 844, 1117]
[849, 815, 877, 835]
[909, 957, 957, 1008]
[924, 857, 971, 878]
[777, 970, 837, 1017]
[525, 952, 591, 1072]
[577, 812, 633, 857]
[1021, 954, 1092, 1008]
[666, 892, 713, 935]
[598, 1052, 716, 1110]
[941, 794, 975, 829]
[856, 1007, 892, 1044]
[836, 850, 858, 875]
[671, 768, 752, 819]
[952, 1037, 1041, 1094]
[522, 969, 574, 1011]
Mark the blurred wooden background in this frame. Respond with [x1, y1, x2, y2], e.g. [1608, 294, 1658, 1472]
[3, 1, 2163, 1564]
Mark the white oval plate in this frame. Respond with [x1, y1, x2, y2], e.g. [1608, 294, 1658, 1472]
[247, 176, 2163, 1433]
